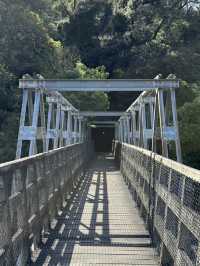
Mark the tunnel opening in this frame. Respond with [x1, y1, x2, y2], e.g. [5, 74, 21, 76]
[91, 126, 114, 153]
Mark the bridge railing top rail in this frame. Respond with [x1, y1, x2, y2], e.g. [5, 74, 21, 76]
[0, 143, 78, 172]
[124, 143, 200, 183]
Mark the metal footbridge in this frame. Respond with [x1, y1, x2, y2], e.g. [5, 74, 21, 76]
[0, 77, 199, 266]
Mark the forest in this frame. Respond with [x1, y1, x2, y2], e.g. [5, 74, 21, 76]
[0, 0, 200, 168]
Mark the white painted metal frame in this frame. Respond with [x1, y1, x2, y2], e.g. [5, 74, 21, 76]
[16, 75, 84, 159]
[117, 75, 182, 162]
[19, 79, 179, 92]
[17, 74, 181, 162]
[80, 111, 123, 117]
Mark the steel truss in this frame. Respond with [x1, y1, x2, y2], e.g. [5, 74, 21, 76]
[16, 75, 87, 159]
[17, 74, 181, 162]
[116, 75, 182, 162]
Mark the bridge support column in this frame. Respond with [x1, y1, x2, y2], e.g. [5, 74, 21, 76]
[139, 98, 155, 150]
[59, 108, 65, 147]
[119, 120, 123, 142]
[53, 103, 61, 149]
[16, 86, 47, 158]
[152, 86, 182, 162]
[78, 117, 82, 143]
[46, 102, 52, 151]
[122, 118, 126, 143]
[67, 110, 72, 144]
[157, 89, 169, 158]
[115, 123, 119, 141]
[139, 100, 147, 148]
[170, 88, 182, 162]
[126, 115, 131, 144]
[16, 89, 28, 159]
[29, 91, 40, 156]
[149, 101, 154, 150]
[130, 109, 137, 145]
[74, 114, 78, 144]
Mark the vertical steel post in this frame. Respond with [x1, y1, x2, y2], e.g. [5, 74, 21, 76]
[46, 103, 53, 151]
[40, 93, 47, 152]
[59, 109, 65, 147]
[131, 110, 136, 145]
[141, 101, 148, 149]
[119, 120, 123, 142]
[126, 115, 131, 144]
[158, 89, 168, 157]
[149, 101, 154, 150]
[16, 89, 28, 159]
[74, 115, 78, 144]
[170, 88, 182, 162]
[67, 110, 72, 145]
[53, 103, 61, 149]
[78, 117, 82, 143]
[29, 91, 41, 156]
[138, 102, 144, 148]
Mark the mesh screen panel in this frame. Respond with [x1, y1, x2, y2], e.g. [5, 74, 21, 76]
[118, 142, 200, 266]
[0, 142, 93, 265]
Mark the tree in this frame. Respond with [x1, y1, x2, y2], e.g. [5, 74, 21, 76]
[0, 65, 19, 163]
[1, 0, 200, 168]
[178, 95, 200, 168]
[65, 62, 110, 110]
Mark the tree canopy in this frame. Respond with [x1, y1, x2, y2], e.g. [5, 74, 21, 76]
[0, 0, 200, 167]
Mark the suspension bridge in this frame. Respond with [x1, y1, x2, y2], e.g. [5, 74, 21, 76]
[0, 76, 199, 265]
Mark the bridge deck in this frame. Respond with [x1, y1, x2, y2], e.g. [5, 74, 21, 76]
[31, 155, 159, 265]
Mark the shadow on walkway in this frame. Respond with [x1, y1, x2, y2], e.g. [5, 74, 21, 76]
[31, 154, 158, 265]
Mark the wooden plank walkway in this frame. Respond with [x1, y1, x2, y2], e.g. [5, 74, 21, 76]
[31, 154, 159, 265]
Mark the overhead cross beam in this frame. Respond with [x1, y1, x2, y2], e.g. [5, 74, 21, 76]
[80, 111, 123, 117]
[88, 121, 117, 124]
[90, 125, 115, 128]
[19, 79, 179, 92]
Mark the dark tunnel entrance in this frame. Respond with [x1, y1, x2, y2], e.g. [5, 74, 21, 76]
[91, 127, 115, 153]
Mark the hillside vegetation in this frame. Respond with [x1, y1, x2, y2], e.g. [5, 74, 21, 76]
[0, 0, 200, 167]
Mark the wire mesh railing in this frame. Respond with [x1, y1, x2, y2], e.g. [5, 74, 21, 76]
[0, 142, 93, 265]
[116, 141, 200, 266]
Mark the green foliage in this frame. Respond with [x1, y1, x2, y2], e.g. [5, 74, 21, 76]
[178, 95, 200, 168]
[176, 81, 196, 108]
[59, 1, 113, 67]
[59, 0, 200, 81]
[0, 0, 200, 168]
[0, 0, 109, 163]
[75, 62, 109, 80]
[0, 65, 19, 163]
[65, 62, 110, 110]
